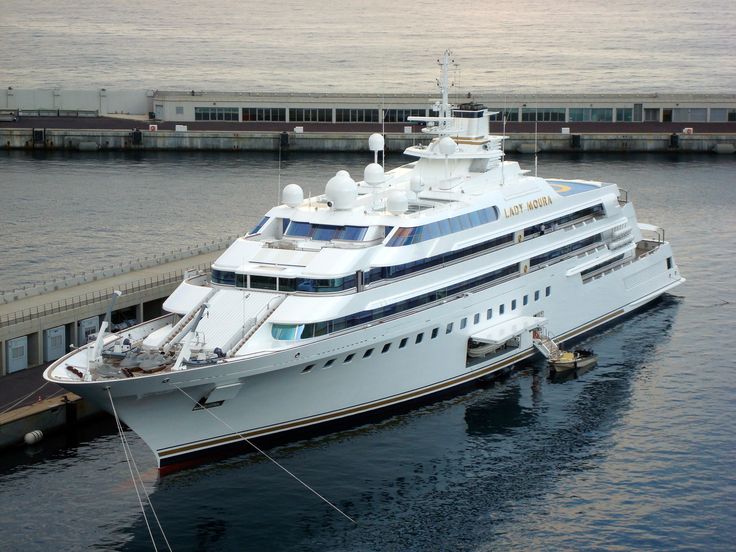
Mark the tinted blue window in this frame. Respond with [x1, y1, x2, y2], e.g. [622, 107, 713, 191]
[469, 211, 481, 226]
[439, 219, 452, 235]
[272, 324, 304, 340]
[312, 225, 337, 241]
[340, 226, 368, 240]
[212, 269, 236, 286]
[460, 214, 472, 230]
[409, 227, 422, 244]
[286, 221, 311, 237]
[250, 216, 269, 235]
[423, 222, 440, 240]
[449, 217, 463, 233]
[282, 218, 290, 232]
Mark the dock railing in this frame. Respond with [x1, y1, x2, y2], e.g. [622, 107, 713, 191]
[1, 235, 237, 304]
[0, 264, 210, 329]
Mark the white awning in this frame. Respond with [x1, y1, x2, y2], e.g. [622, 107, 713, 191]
[470, 316, 547, 345]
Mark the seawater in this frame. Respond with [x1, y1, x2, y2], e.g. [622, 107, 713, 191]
[1, 0, 735, 93]
[0, 151, 734, 550]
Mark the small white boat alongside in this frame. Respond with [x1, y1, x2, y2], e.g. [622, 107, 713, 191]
[549, 349, 598, 373]
[44, 52, 685, 470]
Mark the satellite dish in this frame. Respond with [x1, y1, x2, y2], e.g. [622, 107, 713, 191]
[282, 184, 304, 207]
[438, 136, 457, 156]
[368, 133, 385, 152]
[325, 171, 357, 210]
[386, 191, 408, 214]
[364, 163, 385, 186]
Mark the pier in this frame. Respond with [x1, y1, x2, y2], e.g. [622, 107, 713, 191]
[0, 239, 234, 449]
[0, 237, 235, 376]
[1, 89, 735, 153]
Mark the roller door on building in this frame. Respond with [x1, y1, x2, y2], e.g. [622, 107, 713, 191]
[6, 336, 28, 373]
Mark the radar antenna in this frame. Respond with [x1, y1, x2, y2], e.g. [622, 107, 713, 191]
[407, 50, 460, 136]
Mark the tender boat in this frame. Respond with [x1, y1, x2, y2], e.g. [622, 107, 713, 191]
[44, 51, 685, 470]
[549, 349, 597, 373]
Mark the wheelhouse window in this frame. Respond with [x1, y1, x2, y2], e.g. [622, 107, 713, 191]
[387, 207, 499, 247]
[270, 262, 520, 340]
[271, 324, 304, 340]
[250, 275, 277, 290]
[249, 216, 269, 235]
[285, 221, 368, 241]
[211, 269, 236, 286]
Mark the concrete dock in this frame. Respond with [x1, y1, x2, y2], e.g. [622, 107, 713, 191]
[0, 241, 234, 450]
[1, 120, 735, 153]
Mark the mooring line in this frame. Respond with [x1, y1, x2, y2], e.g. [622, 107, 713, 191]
[107, 388, 172, 551]
[117, 414, 173, 552]
[0, 381, 49, 415]
[169, 383, 357, 525]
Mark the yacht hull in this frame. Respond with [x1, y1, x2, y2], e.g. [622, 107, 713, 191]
[48, 243, 684, 469]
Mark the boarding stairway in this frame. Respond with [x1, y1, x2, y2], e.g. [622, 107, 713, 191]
[533, 332, 562, 361]
[159, 288, 217, 353]
[225, 294, 285, 357]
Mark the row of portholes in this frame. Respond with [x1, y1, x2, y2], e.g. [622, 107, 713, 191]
[300, 325, 443, 374]
[299, 286, 552, 374]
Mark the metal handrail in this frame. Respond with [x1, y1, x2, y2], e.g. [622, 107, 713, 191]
[0, 264, 211, 328]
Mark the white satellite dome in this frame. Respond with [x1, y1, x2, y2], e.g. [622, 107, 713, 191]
[438, 136, 457, 156]
[282, 183, 304, 208]
[368, 133, 385, 152]
[386, 190, 408, 215]
[364, 163, 385, 186]
[410, 174, 424, 193]
[325, 171, 357, 210]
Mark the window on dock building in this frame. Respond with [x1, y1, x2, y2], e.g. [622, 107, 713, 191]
[242, 108, 286, 122]
[616, 108, 633, 122]
[644, 108, 660, 122]
[336, 108, 379, 123]
[383, 109, 426, 123]
[710, 108, 736, 122]
[569, 108, 613, 122]
[289, 108, 332, 122]
[672, 108, 707, 123]
[195, 107, 239, 121]
[488, 109, 519, 122]
[521, 108, 565, 122]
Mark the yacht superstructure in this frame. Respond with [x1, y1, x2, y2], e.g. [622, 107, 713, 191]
[45, 52, 685, 469]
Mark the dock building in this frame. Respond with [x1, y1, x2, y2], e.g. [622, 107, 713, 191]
[151, 91, 736, 125]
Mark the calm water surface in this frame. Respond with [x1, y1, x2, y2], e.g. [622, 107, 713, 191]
[1, 0, 735, 93]
[0, 152, 735, 550]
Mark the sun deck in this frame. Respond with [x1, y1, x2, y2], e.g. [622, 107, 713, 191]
[548, 179, 606, 196]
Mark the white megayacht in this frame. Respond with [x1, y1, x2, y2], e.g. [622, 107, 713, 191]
[45, 52, 685, 469]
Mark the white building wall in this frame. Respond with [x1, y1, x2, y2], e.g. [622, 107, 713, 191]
[0, 88, 152, 115]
